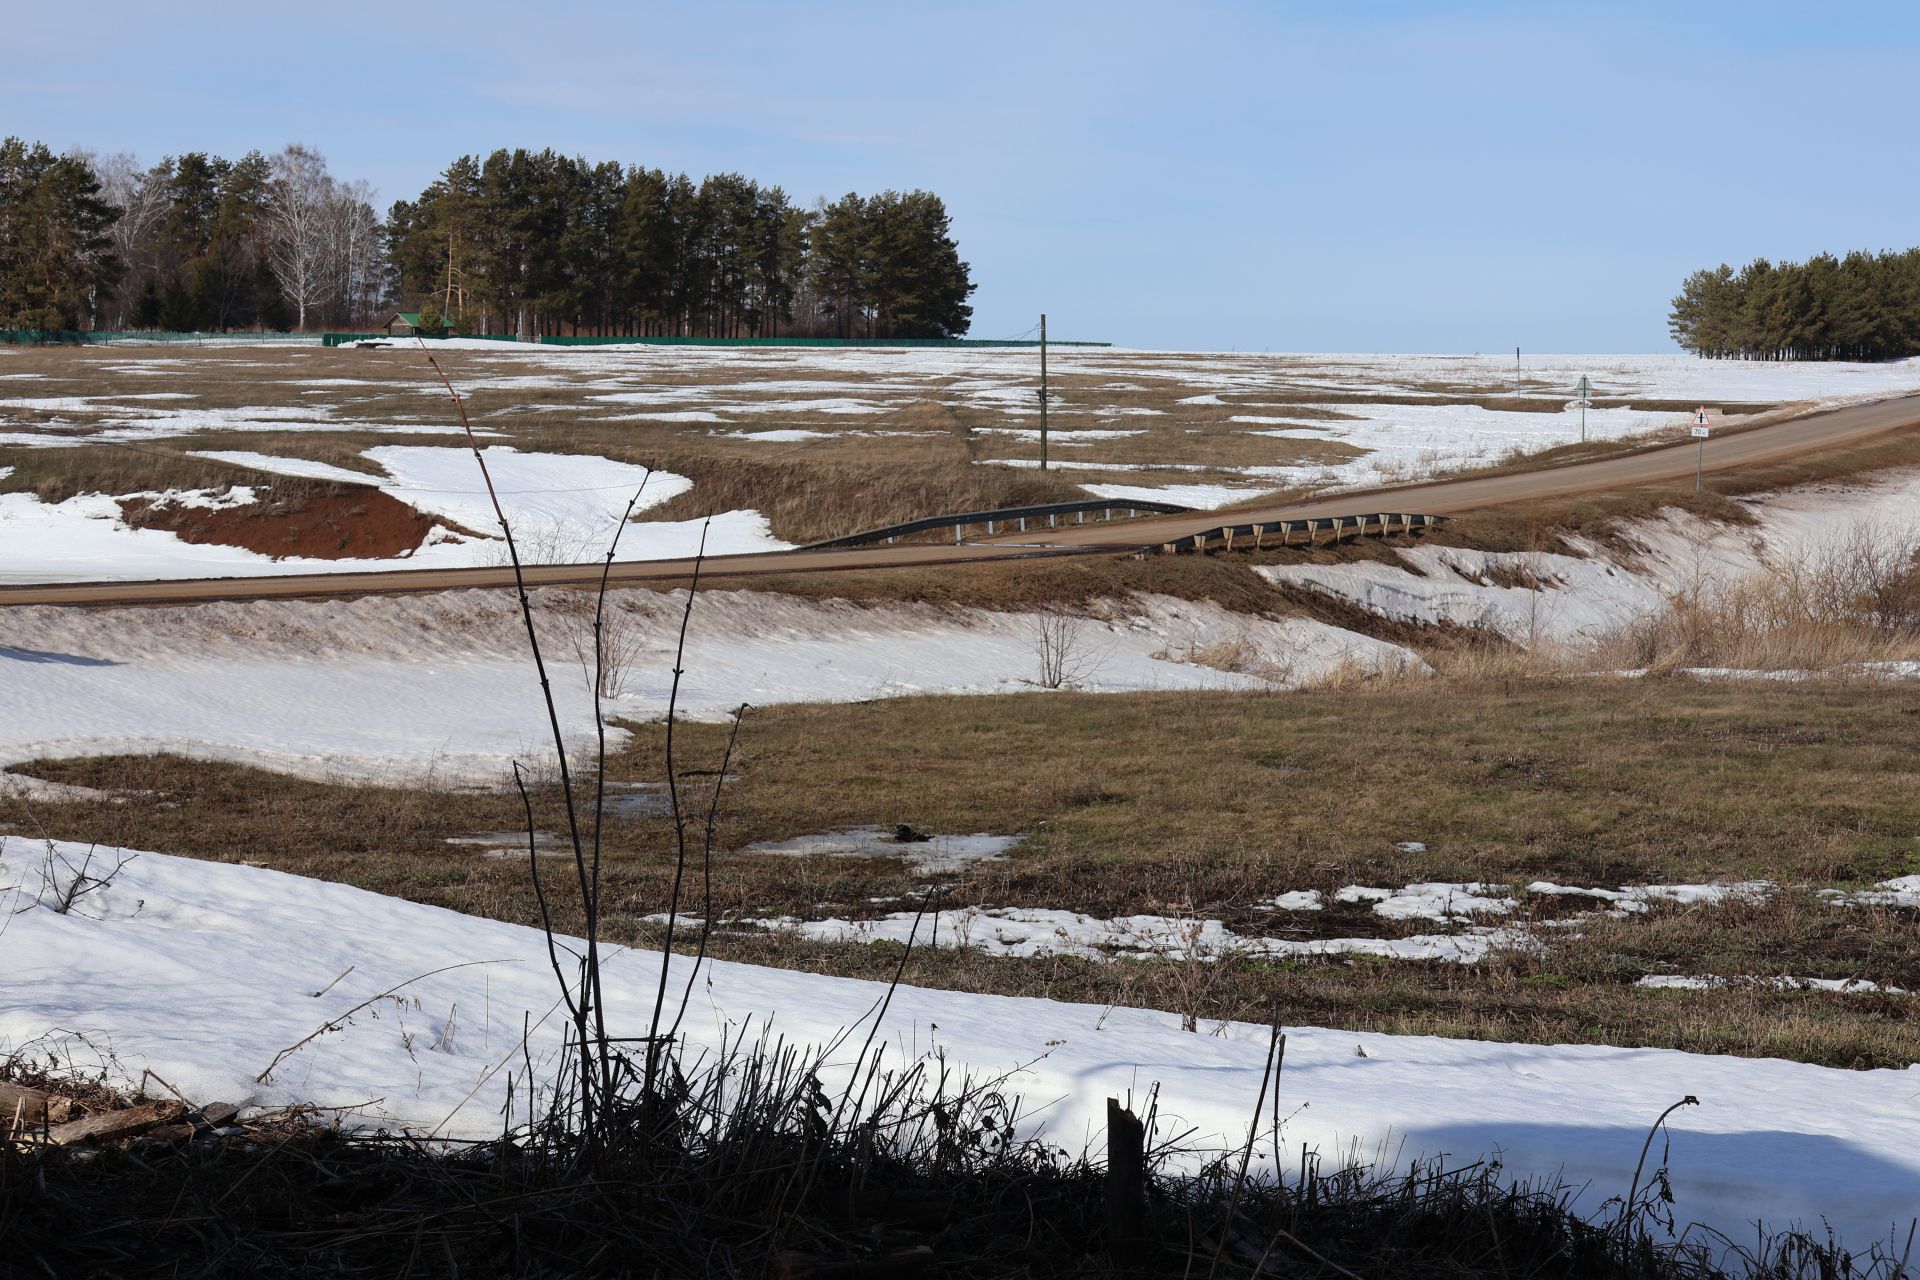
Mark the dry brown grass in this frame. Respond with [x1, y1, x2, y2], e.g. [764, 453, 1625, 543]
[10, 673, 1920, 1067]
[1582, 525, 1920, 673]
[635, 453, 1086, 544]
[0, 445, 282, 503]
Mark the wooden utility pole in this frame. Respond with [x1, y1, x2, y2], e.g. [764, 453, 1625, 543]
[1039, 313, 1049, 471]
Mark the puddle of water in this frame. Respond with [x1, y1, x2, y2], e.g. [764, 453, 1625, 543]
[447, 830, 572, 860]
[742, 825, 1025, 874]
[602, 782, 671, 818]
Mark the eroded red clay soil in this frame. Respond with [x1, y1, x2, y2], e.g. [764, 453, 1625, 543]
[119, 486, 444, 560]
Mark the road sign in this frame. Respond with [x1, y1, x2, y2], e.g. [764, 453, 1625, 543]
[1575, 375, 1592, 401]
[1575, 375, 1592, 441]
[1693, 406, 1710, 426]
[1690, 425, 1710, 439]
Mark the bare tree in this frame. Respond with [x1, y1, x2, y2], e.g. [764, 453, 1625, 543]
[80, 152, 166, 329]
[265, 144, 336, 330]
[326, 178, 383, 328]
[1027, 607, 1110, 689]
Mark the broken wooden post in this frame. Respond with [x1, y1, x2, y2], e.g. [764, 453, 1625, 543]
[1107, 1097, 1147, 1257]
[48, 1101, 184, 1147]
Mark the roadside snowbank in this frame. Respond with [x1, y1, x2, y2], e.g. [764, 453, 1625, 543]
[3, 839, 1917, 1254]
[0, 590, 1419, 781]
[1259, 468, 1920, 647]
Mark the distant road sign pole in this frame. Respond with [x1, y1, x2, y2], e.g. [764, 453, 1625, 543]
[1039, 313, 1049, 471]
[1575, 374, 1592, 443]
[1691, 406, 1711, 491]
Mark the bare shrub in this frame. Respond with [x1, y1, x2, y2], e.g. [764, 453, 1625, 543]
[552, 590, 650, 701]
[8, 840, 135, 916]
[480, 518, 621, 568]
[1027, 607, 1110, 689]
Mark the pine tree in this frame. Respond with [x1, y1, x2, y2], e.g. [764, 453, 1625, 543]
[0, 138, 122, 331]
[1670, 247, 1920, 362]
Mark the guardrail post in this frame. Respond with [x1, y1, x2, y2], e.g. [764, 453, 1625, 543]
[1019, 517, 1027, 532]
[955, 525, 963, 544]
[988, 519, 996, 535]
[1048, 512, 1056, 529]
[1077, 510, 1085, 524]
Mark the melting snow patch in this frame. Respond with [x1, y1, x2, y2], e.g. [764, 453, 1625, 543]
[189, 450, 384, 487]
[1335, 883, 1516, 922]
[741, 827, 1025, 875]
[720, 428, 834, 441]
[752, 905, 1516, 964]
[1820, 875, 1920, 909]
[1527, 881, 1775, 911]
[1081, 482, 1271, 509]
[1637, 975, 1909, 996]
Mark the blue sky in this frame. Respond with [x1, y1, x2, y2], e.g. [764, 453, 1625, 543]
[7, 2, 1916, 351]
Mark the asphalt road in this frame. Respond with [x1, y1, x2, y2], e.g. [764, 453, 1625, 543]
[5, 393, 1916, 609]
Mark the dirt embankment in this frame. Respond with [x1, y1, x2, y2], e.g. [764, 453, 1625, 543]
[119, 486, 443, 560]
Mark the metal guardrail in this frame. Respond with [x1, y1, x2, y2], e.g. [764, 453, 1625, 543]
[801, 498, 1196, 549]
[1151, 512, 1446, 553]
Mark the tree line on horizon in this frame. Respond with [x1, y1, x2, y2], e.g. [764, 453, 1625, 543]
[1668, 249, 1920, 361]
[0, 137, 975, 340]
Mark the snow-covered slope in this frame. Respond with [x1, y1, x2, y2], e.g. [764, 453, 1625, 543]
[1261, 468, 1920, 647]
[0, 590, 1419, 782]
[2, 839, 1915, 1254]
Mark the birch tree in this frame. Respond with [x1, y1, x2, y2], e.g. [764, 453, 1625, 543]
[264, 143, 334, 329]
[326, 178, 382, 327]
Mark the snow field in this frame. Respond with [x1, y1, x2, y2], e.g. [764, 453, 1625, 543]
[3, 839, 1918, 1256]
[12, 348, 1920, 533]
[0, 589, 1422, 783]
[0, 445, 787, 584]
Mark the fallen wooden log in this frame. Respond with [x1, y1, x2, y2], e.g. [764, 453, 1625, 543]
[47, 1101, 184, 1147]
